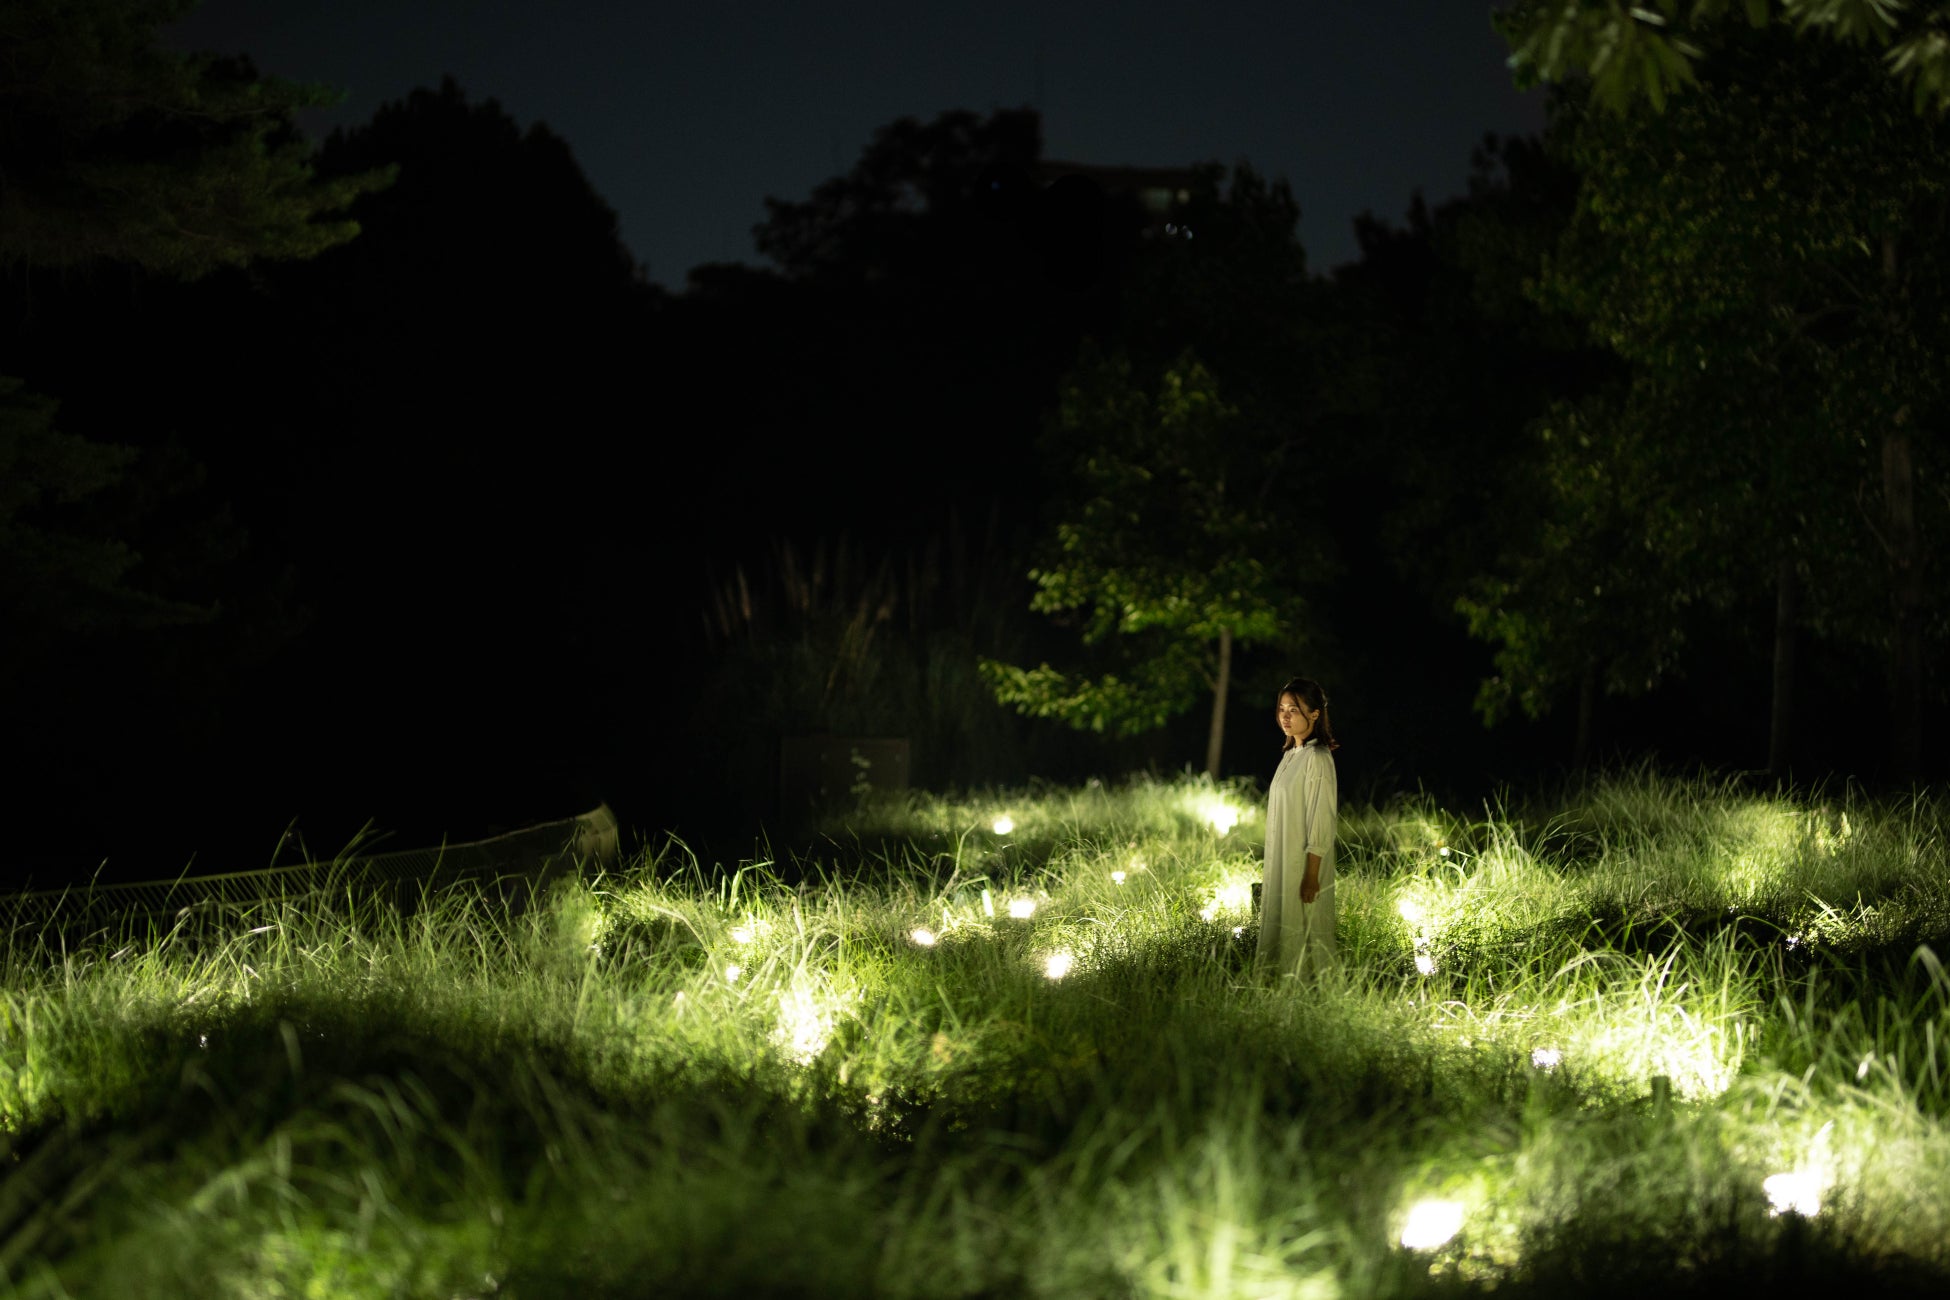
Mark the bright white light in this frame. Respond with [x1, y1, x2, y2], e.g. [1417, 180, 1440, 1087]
[1438, 846, 1451, 857]
[981, 889, 995, 918]
[1415, 953, 1435, 976]
[1111, 870, 1127, 884]
[1232, 926, 1244, 938]
[1397, 897, 1424, 925]
[730, 925, 755, 945]
[1044, 951, 1075, 980]
[725, 963, 742, 983]
[910, 927, 939, 948]
[1531, 1047, 1562, 1071]
[991, 815, 1015, 835]
[1399, 1199, 1465, 1250]
[1199, 903, 1219, 922]
[1763, 1171, 1823, 1218]
[1857, 1054, 1873, 1080]
[1008, 897, 1037, 919]
[1197, 798, 1240, 834]
[773, 987, 833, 1065]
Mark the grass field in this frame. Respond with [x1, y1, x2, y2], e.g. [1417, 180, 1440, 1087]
[1, 766, 1948, 1298]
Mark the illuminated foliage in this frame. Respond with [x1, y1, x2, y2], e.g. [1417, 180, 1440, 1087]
[980, 348, 1315, 771]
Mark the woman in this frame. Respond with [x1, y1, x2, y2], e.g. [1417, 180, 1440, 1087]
[1256, 677, 1339, 980]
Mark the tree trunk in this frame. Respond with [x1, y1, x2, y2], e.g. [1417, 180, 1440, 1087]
[1885, 427, 1923, 782]
[1205, 625, 1231, 779]
[1878, 235, 1922, 782]
[1768, 555, 1797, 778]
[1572, 659, 1597, 769]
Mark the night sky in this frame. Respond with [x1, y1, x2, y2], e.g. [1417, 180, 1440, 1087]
[162, 0, 1545, 287]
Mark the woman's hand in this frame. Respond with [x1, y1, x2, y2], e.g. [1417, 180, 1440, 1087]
[1300, 853, 1322, 904]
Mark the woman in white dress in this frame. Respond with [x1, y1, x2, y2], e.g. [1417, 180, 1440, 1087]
[1256, 676, 1339, 980]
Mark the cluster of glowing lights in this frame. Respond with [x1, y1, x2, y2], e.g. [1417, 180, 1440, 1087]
[1043, 951, 1075, 980]
[910, 927, 939, 948]
[1399, 1199, 1465, 1250]
[1414, 953, 1436, 976]
[1007, 897, 1038, 920]
[1110, 870, 1127, 885]
[991, 815, 1016, 835]
[1531, 1047, 1562, 1071]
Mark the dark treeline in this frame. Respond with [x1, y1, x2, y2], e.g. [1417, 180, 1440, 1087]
[3, 8, 1943, 885]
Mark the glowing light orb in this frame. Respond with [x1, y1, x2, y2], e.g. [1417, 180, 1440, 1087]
[991, 815, 1016, 835]
[1763, 1171, 1823, 1218]
[773, 987, 834, 1065]
[1397, 898, 1425, 925]
[1007, 897, 1037, 920]
[1197, 799, 1241, 834]
[1044, 951, 1075, 980]
[1415, 953, 1435, 976]
[1439, 846, 1451, 857]
[1233, 926, 1244, 938]
[1531, 1047, 1562, 1071]
[910, 927, 939, 948]
[725, 963, 742, 983]
[730, 925, 755, 945]
[1400, 1199, 1465, 1250]
[1111, 870, 1127, 885]
[1199, 903, 1219, 922]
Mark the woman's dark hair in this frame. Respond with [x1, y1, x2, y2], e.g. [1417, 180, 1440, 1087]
[1278, 677, 1340, 753]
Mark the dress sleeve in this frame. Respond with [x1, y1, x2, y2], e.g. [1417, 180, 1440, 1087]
[1304, 749, 1337, 860]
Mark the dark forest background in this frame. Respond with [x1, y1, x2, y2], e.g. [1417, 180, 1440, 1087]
[4, 9, 1945, 888]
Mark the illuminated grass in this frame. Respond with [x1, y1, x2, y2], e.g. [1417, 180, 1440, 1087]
[0, 770, 1945, 1295]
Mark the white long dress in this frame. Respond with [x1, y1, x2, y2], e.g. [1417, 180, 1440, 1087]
[1256, 738, 1338, 979]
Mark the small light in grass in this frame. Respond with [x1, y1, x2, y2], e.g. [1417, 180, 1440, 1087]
[1857, 1054, 1873, 1080]
[1397, 898, 1424, 925]
[725, 963, 742, 983]
[1415, 953, 1435, 976]
[730, 925, 754, 945]
[981, 888, 995, 918]
[1232, 926, 1244, 938]
[991, 815, 1015, 835]
[1199, 903, 1219, 922]
[198, 1033, 208, 1050]
[673, 991, 687, 1006]
[1531, 1047, 1562, 1071]
[1197, 798, 1240, 834]
[910, 927, 939, 948]
[1439, 846, 1451, 857]
[1763, 1171, 1823, 1218]
[1008, 897, 1037, 920]
[1111, 870, 1127, 885]
[1044, 951, 1074, 980]
[1399, 1199, 1465, 1250]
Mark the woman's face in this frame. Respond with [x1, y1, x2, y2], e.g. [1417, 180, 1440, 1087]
[1276, 692, 1318, 744]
